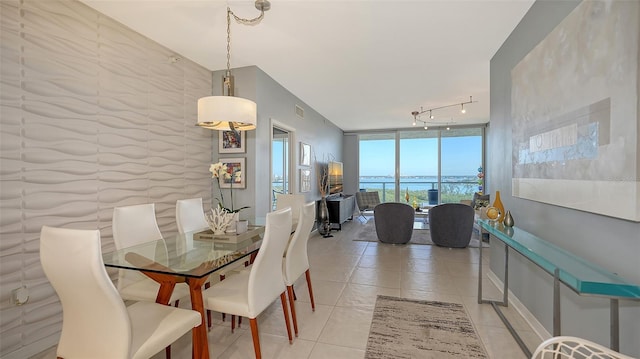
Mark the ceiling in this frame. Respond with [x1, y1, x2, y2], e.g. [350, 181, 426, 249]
[79, 0, 535, 132]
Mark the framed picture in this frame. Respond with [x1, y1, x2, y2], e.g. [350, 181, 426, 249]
[218, 157, 246, 189]
[300, 142, 311, 166]
[300, 168, 311, 192]
[219, 130, 246, 153]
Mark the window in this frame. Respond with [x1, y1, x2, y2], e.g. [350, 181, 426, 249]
[359, 133, 396, 202]
[358, 127, 484, 206]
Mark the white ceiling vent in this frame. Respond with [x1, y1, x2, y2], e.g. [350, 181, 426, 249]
[295, 105, 304, 119]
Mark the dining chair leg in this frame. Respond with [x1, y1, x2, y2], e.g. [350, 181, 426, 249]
[286, 286, 298, 337]
[249, 318, 261, 359]
[280, 292, 293, 344]
[165, 346, 171, 359]
[218, 274, 226, 323]
[231, 315, 236, 333]
[238, 315, 242, 328]
[204, 281, 212, 328]
[305, 269, 316, 311]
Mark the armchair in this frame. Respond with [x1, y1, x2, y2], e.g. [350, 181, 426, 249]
[355, 191, 381, 219]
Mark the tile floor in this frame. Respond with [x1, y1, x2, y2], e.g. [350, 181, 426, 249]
[34, 217, 543, 359]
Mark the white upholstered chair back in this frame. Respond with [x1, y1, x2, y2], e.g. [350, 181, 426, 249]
[112, 203, 163, 248]
[111, 203, 191, 304]
[276, 193, 305, 226]
[176, 198, 209, 234]
[247, 207, 292, 317]
[283, 201, 316, 286]
[112, 204, 164, 293]
[41, 226, 201, 359]
[40, 226, 133, 358]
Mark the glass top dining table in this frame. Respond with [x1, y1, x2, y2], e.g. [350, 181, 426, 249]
[102, 225, 265, 359]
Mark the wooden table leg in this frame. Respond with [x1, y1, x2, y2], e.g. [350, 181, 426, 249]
[187, 277, 210, 359]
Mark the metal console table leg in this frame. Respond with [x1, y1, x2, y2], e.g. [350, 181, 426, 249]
[478, 228, 531, 357]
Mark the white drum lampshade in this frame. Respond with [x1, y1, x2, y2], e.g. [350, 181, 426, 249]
[197, 96, 257, 131]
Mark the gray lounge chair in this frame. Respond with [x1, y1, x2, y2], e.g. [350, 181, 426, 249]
[428, 203, 475, 248]
[374, 202, 415, 244]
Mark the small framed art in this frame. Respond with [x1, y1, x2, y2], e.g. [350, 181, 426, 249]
[217, 157, 246, 189]
[300, 142, 311, 166]
[219, 130, 246, 153]
[300, 168, 311, 192]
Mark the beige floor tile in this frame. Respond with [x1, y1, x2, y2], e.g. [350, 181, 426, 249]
[357, 255, 403, 271]
[349, 266, 402, 288]
[292, 278, 346, 306]
[475, 324, 532, 359]
[311, 264, 355, 283]
[400, 272, 460, 295]
[217, 331, 315, 359]
[336, 283, 401, 309]
[288, 303, 333, 341]
[308, 343, 366, 359]
[402, 257, 451, 274]
[317, 306, 373, 350]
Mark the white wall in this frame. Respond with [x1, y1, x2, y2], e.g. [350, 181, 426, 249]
[0, 1, 213, 357]
[489, 0, 640, 356]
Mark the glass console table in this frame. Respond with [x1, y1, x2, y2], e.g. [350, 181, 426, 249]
[477, 220, 640, 357]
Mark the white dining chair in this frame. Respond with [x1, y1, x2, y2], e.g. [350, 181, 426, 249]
[283, 201, 317, 337]
[112, 203, 190, 304]
[202, 207, 294, 359]
[176, 197, 239, 329]
[276, 193, 306, 228]
[40, 226, 201, 359]
[176, 198, 209, 235]
[531, 336, 635, 359]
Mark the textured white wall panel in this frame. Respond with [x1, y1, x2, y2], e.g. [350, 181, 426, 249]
[0, 0, 213, 356]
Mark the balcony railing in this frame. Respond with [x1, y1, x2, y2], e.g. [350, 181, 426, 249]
[359, 180, 479, 205]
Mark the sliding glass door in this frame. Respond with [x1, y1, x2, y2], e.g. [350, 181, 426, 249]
[359, 133, 396, 202]
[441, 128, 483, 203]
[358, 127, 484, 206]
[399, 131, 438, 206]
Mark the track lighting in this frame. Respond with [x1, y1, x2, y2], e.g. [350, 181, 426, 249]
[410, 96, 476, 130]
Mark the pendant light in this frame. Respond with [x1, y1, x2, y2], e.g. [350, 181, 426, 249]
[197, 0, 271, 132]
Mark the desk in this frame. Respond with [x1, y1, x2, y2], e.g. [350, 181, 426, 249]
[477, 220, 640, 357]
[103, 226, 265, 359]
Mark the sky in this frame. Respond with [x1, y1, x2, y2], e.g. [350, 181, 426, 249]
[360, 136, 482, 177]
[272, 133, 483, 180]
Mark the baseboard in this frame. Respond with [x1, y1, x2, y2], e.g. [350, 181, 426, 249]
[487, 270, 551, 341]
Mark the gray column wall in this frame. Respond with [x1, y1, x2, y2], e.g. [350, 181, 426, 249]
[211, 66, 344, 219]
[489, 0, 640, 356]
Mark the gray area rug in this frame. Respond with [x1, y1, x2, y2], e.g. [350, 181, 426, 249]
[365, 295, 488, 359]
[352, 219, 487, 247]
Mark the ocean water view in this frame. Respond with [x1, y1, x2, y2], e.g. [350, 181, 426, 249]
[272, 175, 481, 206]
[360, 175, 480, 204]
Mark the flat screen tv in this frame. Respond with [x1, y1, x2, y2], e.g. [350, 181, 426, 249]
[328, 161, 343, 195]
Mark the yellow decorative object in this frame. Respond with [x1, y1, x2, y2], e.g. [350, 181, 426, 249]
[412, 197, 418, 209]
[492, 190, 505, 223]
[486, 206, 500, 221]
[405, 188, 410, 203]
